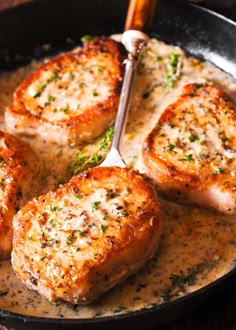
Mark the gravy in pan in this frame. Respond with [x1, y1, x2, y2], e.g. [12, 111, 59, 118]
[0, 39, 236, 318]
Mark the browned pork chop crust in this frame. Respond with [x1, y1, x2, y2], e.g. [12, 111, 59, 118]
[12, 166, 162, 304]
[5, 38, 126, 145]
[143, 83, 236, 214]
[0, 131, 41, 259]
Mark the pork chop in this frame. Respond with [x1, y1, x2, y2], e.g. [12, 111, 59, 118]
[0, 131, 41, 259]
[143, 83, 236, 214]
[5, 38, 126, 146]
[12, 166, 162, 304]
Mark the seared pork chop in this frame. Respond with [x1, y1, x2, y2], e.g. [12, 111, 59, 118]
[5, 38, 125, 146]
[12, 166, 162, 304]
[0, 131, 40, 259]
[143, 83, 236, 214]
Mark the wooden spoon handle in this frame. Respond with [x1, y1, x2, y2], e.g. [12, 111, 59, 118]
[124, 0, 158, 33]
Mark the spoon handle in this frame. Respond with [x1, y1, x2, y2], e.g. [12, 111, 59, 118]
[125, 0, 158, 33]
[101, 0, 157, 168]
[101, 32, 148, 168]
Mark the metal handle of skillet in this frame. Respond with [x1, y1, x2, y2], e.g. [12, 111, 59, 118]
[101, 0, 157, 168]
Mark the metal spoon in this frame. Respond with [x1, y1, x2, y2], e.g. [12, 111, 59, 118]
[101, 0, 157, 168]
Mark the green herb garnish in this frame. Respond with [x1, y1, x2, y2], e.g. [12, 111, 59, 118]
[179, 154, 193, 161]
[189, 134, 199, 142]
[142, 84, 158, 99]
[100, 224, 105, 233]
[156, 123, 164, 130]
[112, 306, 127, 313]
[164, 52, 181, 89]
[91, 201, 101, 212]
[67, 236, 73, 244]
[107, 192, 119, 199]
[44, 95, 56, 106]
[169, 272, 193, 286]
[102, 212, 108, 220]
[159, 289, 172, 303]
[69, 126, 114, 175]
[95, 311, 104, 317]
[81, 35, 95, 44]
[49, 206, 56, 213]
[165, 140, 176, 152]
[215, 167, 223, 174]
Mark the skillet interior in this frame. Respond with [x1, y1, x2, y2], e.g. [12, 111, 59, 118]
[0, 0, 236, 329]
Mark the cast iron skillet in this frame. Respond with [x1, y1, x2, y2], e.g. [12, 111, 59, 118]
[0, 0, 236, 329]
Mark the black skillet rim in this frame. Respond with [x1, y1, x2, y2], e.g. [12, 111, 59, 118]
[0, 1, 236, 328]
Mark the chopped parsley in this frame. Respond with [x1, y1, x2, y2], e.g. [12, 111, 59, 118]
[179, 154, 193, 161]
[142, 84, 158, 99]
[97, 66, 104, 73]
[67, 236, 73, 244]
[221, 137, 229, 143]
[48, 218, 54, 225]
[156, 123, 164, 130]
[189, 134, 199, 142]
[112, 306, 127, 313]
[158, 262, 215, 305]
[95, 311, 104, 317]
[199, 152, 203, 160]
[44, 95, 56, 106]
[100, 224, 105, 233]
[78, 82, 84, 88]
[169, 272, 193, 286]
[33, 92, 41, 98]
[41, 84, 47, 91]
[72, 245, 80, 252]
[121, 209, 129, 217]
[91, 201, 101, 212]
[81, 35, 95, 44]
[40, 242, 45, 248]
[156, 123, 165, 137]
[159, 289, 171, 303]
[49, 206, 56, 213]
[107, 192, 120, 199]
[164, 52, 181, 88]
[102, 212, 108, 220]
[61, 108, 69, 114]
[54, 75, 60, 82]
[33, 84, 46, 98]
[165, 140, 176, 152]
[155, 55, 162, 62]
[215, 167, 223, 174]
[71, 188, 80, 199]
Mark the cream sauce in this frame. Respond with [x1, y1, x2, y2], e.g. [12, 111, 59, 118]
[0, 39, 236, 319]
